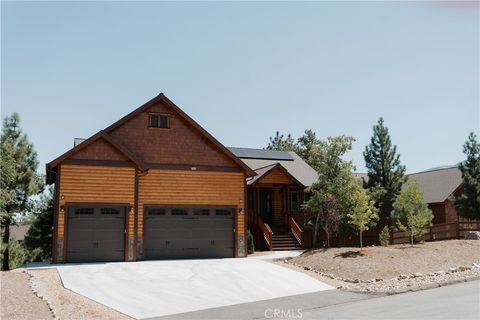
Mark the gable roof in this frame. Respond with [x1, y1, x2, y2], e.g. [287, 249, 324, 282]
[228, 147, 294, 161]
[46, 130, 147, 183]
[100, 94, 254, 175]
[247, 163, 305, 187]
[229, 148, 318, 187]
[354, 166, 463, 204]
[46, 93, 256, 183]
[406, 166, 462, 203]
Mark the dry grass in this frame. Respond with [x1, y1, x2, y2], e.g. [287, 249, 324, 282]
[289, 240, 480, 281]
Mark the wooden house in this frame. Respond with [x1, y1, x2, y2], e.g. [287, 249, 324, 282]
[47, 94, 256, 263]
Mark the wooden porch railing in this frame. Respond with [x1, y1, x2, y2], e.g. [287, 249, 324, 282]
[288, 216, 302, 246]
[257, 215, 273, 251]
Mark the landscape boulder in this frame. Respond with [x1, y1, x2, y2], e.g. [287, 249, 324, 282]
[465, 231, 480, 240]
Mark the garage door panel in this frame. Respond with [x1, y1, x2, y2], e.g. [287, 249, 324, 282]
[97, 229, 125, 241]
[67, 205, 125, 263]
[194, 220, 214, 229]
[144, 206, 234, 260]
[98, 238, 125, 250]
[67, 239, 94, 257]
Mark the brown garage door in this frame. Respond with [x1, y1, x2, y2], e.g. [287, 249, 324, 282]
[144, 206, 234, 259]
[66, 205, 125, 262]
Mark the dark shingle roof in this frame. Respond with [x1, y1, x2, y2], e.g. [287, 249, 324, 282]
[354, 165, 463, 204]
[229, 148, 318, 187]
[406, 166, 462, 203]
[228, 147, 294, 161]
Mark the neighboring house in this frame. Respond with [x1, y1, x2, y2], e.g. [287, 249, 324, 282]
[47, 94, 256, 263]
[406, 166, 463, 224]
[229, 148, 318, 250]
[356, 166, 464, 225]
[10, 225, 29, 242]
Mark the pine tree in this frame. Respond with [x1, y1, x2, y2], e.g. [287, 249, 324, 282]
[297, 130, 319, 165]
[266, 131, 297, 152]
[24, 187, 54, 261]
[0, 113, 42, 270]
[455, 132, 480, 220]
[363, 118, 406, 227]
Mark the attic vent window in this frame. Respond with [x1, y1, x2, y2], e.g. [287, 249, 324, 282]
[149, 114, 169, 129]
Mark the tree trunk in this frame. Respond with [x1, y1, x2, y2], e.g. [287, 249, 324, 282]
[324, 229, 330, 248]
[313, 211, 322, 248]
[2, 220, 10, 271]
[360, 230, 363, 249]
[411, 230, 414, 248]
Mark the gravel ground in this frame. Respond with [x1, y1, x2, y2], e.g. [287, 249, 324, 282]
[289, 240, 480, 281]
[1, 270, 52, 320]
[28, 268, 131, 320]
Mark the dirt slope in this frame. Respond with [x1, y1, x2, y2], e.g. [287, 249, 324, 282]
[1, 270, 52, 320]
[289, 240, 480, 281]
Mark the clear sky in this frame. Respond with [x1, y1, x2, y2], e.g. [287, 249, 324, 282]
[2, 1, 479, 174]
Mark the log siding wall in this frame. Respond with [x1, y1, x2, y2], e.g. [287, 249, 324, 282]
[137, 169, 246, 258]
[53, 165, 247, 262]
[55, 164, 136, 262]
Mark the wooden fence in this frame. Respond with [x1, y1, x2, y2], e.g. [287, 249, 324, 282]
[392, 221, 480, 244]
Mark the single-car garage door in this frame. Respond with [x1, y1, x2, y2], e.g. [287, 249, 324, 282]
[66, 205, 126, 262]
[144, 206, 234, 259]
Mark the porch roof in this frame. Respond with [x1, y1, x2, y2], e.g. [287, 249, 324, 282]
[229, 148, 319, 187]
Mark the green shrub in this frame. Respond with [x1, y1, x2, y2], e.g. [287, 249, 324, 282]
[0, 240, 30, 269]
[379, 226, 390, 247]
[247, 230, 255, 254]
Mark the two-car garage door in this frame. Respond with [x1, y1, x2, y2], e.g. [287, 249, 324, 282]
[66, 205, 234, 262]
[144, 206, 234, 259]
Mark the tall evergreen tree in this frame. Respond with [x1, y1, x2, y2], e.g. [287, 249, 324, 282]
[455, 132, 480, 219]
[24, 187, 54, 261]
[363, 118, 406, 226]
[297, 129, 320, 166]
[266, 131, 297, 152]
[0, 113, 42, 270]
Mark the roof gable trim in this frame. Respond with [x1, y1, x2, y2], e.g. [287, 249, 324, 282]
[47, 93, 256, 177]
[251, 163, 304, 187]
[47, 131, 145, 171]
[103, 93, 255, 176]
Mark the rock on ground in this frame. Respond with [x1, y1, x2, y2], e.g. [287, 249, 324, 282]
[465, 231, 480, 240]
[289, 240, 480, 281]
[28, 268, 131, 320]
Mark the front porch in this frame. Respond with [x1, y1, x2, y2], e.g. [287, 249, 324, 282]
[245, 163, 313, 251]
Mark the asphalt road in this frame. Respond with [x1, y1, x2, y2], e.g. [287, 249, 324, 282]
[302, 280, 480, 320]
[156, 280, 480, 320]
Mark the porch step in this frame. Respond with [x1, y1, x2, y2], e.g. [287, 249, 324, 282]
[271, 232, 302, 251]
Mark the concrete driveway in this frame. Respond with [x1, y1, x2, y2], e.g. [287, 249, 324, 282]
[57, 256, 332, 319]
